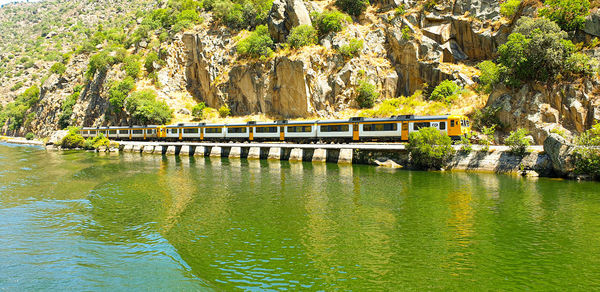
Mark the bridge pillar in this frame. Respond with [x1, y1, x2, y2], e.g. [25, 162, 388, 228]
[338, 149, 353, 164]
[194, 146, 206, 157]
[248, 147, 261, 159]
[166, 146, 177, 155]
[229, 147, 242, 158]
[289, 148, 303, 161]
[210, 146, 222, 157]
[312, 148, 327, 162]
[180, 145, 194, 156]
[123, 144, 134, 152]
[143, 145, 155, 154]
[268, 147, 281, 160]
[132, 145, 143, 153]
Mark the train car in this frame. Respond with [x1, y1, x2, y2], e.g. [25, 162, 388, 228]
[79, 114, 470, 143]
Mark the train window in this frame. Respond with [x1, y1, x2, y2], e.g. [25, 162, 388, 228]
[205, 128, 222, 134]
[413, 122, 430, 130]
[147, 129, 155, 134]
[450, 120, 455, 127]
[439, 122, 446, 130]
[287, 126, 312, 132]
[227, 127, 247, 133]
[132, 130, 143, 134]
[363, 123, 398, 131]
[320, 125, 350, 132]
[109, 130, 117, 134]
[118, 130, 127, 134]
[256, 126, 277, 133]
[184, 128, 199, 134]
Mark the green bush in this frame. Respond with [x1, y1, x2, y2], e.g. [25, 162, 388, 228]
[10, 81, 24, 91]
[401, 26, 412, 41]
[108, 77, 135, 110]
[287, 25, 318, 49]
[480, 125, 496, 152]
[58, 85, 83, 129]
[84, 133, 111, 150]
[212, 0, 271, 29]
[125, 89, 173, 125]
[471, 106, 503, 132]
[407, 127, 455, 170]
[574, 124, 600, 177]
[237, 25, 274, 58]
[505, 128, 530, 156]
[477, 60, 500, 93]
[61, 127, 85, 149]
[145, 52, 159, 73]
[335, 0, 369, 17]
[25, 132, 34, 140]
[86, 51, 113, 79]
[565, 52, 599, 76]
[218, 105, 231, 117]
[313, 10, 350, 37]
[123, 55, 141, 79]
[500, 0, 521, 18]
[429, 80, 460, 103]
[338, 38, 363, 58]
[497, 17, 593, 85]
[355, 80, 379, 108]
[192, 102, 206, 119]
[539, 0, 590, 31]
[50, 62, 66, 75]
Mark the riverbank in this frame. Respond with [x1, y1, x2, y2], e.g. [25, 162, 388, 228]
[0, 136, 45, 146]
[42, 140, 553, 178]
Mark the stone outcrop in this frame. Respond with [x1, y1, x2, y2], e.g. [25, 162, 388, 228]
[584, 11, 600, 38]
[267, 0, 312, 43]
[543, 133, 576, 176]
[487, 81, 600, 144]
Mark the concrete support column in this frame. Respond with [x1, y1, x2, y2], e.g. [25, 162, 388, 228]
[180, 145, 194, 156]
[132, 145, 143, 153]
[289, 148, 303, 161]
[312, 148, 327, 162]
[248, 147, 261, 159]
[166, 146, 177, 155]
[268, 147, 281, 160]
[229, 147, 242, 158]
[194, 146, 205, 157]
[338, 149, 353, 164]
[210, 146, 222, 157]
[123, 144, 134, 152]
[143, 145, 155, 154]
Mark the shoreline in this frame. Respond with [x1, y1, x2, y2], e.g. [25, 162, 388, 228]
[0, 136, 45, 146]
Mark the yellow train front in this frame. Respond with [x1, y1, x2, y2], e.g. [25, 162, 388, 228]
[80, 115, 471, 143]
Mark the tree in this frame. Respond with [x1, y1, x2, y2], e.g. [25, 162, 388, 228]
[125, 89, 173, 125]
[237, 25, 274, 58]
[335, 0, 369, 17]
[505, 128, 530, 156]
[429, 80, 460, 103]
[407, 127, 455, 170]
[539, 0, 590, 31]
[312, 10, 350, 37]
[355, 80, 378, 108]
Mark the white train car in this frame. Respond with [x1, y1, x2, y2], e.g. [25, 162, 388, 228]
[284, 120, 318, 142]
[203, 124, 226, 140]
[358, 118, 403, 141]
[225, 123, 250, 141]
[252, 122, 282, 141]
[316, 120, 354, 142]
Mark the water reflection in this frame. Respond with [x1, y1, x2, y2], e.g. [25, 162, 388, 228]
[1, 145, 600, 290]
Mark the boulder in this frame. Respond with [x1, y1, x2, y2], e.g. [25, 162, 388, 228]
[47, 130, 68, 145]
[267, 0, 311, 43]
[452, 0, 500, 21]
[177, 108, 191, 115]
[584, 11, 600, 37]
[543, 133, 576, 176]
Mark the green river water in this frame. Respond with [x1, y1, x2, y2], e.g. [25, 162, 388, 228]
[0, 142, 599, 290]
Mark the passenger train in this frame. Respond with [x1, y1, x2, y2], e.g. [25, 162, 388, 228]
[80, 115, 471, 143]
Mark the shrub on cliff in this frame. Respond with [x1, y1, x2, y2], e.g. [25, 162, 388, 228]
[108, 77, 135, 111]
[338, 38, 363, 58]
[237, 25, 274, 58]
[25, 132, 34, 140]
[505, 128, 530, 156]
[312, 10, 350, 37]
[211, 0, 271, 29]
[539, 0, 590, 31]
[355, 80, 378, 108]
[407, 127, 455, 170]
[476, 61, 500, 93]
[500, 0, 521, 18]
[218, 105, 231, 117]
[145, 52, 159, 73]
[58, 85, 83, 129]
[429, 80, 460, 103]
[125, 89, 173, 125]
[50, 62, 66, 75]
[335, 0, 369, 17]
[192, 102, 206, 119]
[123, 55, 141, 79]
[287, 25, 318, 49]
[497, 17, 596, 85]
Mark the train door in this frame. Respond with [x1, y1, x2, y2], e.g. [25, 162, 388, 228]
[280, 126, 285, 141]
[157, 126, 166, 139]
[179, 128, 183, 140]
[448, 119, 460, 137]
[401, 122, 409, 141]
[353, 123, 360, 141]
[249, 127, 254, 141]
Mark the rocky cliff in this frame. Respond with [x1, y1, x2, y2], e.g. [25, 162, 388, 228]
[0, 0, 599, 142]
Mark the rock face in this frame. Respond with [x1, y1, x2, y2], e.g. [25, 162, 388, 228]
[487, 81, 600, 144]
[543, 133, 576, 176]
[584, 11, 600, 37]
[267, 0, 312, 43]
